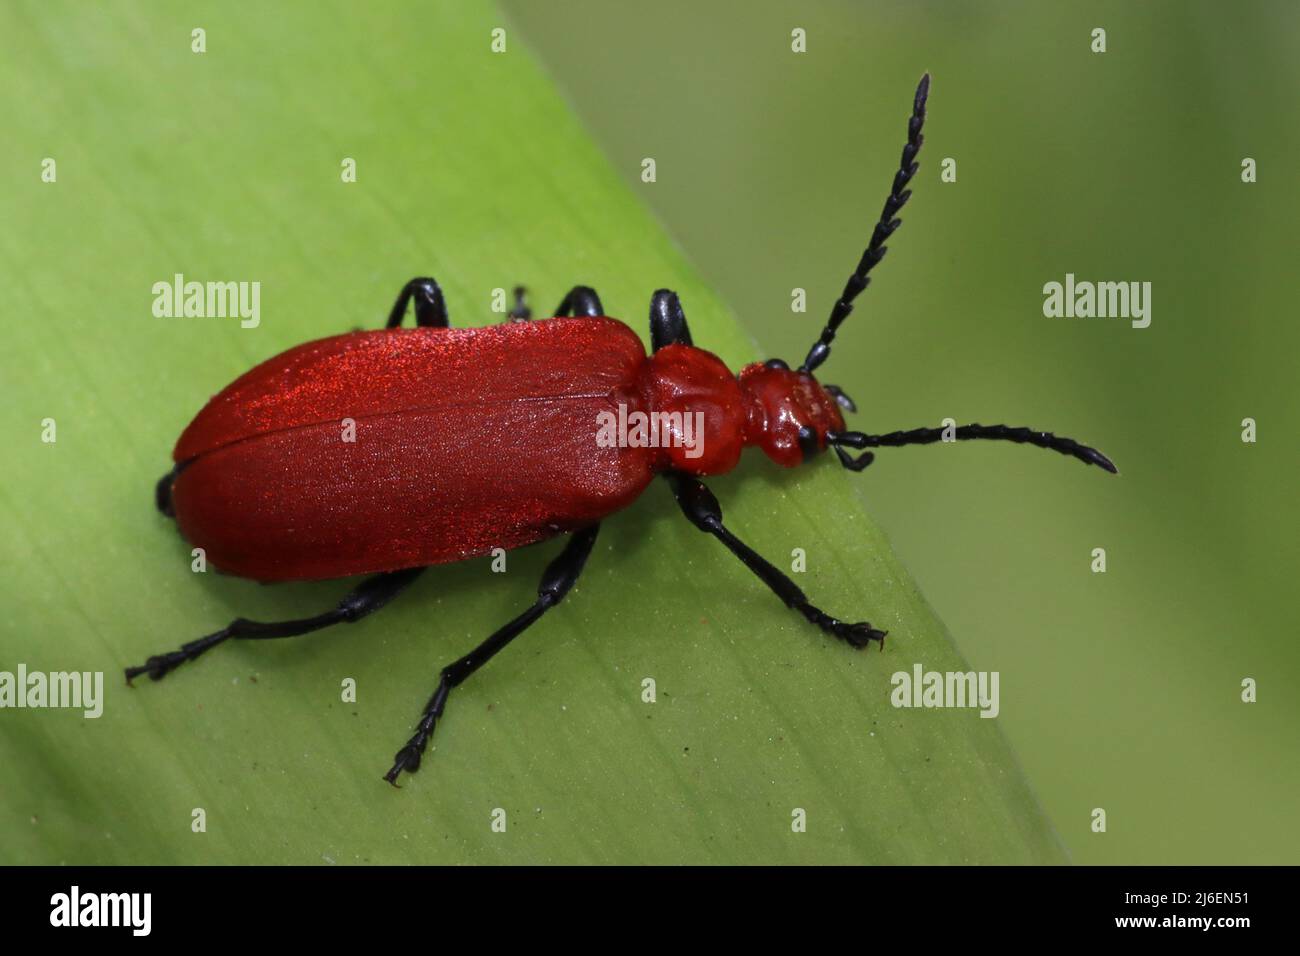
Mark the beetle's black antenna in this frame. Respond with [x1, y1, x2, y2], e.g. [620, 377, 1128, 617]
[827, 424, 1118, 473]
[801, 73, 929, 374]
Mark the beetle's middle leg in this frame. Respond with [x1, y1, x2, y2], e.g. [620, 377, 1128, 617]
[554, 286, 604, 318]
[384, 523, 600, 784]
[665, 472, 887, 649]
[124, 568, 425, 683]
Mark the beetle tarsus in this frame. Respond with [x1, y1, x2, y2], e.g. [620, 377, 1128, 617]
[386, 702, 442, 783]
[385, 744, 425, 784]
[798, 605, 887, 650]
[125, 628, 231, 684]
[840, 621, 889, 650]
[127, 655, 176, 682]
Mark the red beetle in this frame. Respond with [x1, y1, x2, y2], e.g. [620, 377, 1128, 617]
[129, 75, 1114, 784]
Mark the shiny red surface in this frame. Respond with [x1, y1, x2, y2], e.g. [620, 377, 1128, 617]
[639, 344, 746, 475]
[172, 318, 654, 581]
[737, 362, 846, 468]
[168, 315, 845, 582]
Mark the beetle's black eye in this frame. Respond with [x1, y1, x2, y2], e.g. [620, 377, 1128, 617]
[824, 384, 857, 413]
[797, 426, 821, 462]
[764, 358, 790, 370]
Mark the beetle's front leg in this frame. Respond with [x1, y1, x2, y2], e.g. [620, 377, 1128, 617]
[664, 472, 886, 649]
[648, 289, 693, 351]
[385, 523, 600, 784]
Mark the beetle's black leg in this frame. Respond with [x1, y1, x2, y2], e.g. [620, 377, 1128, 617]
[386, 277, 449, 328]
[665, 472, 886, 649]
[384, 523, 600, 785]
[649, 289, 693, 352]
[508, 285, 533, 321]
[154, 461, 190, 518]
[124, 568, 426, 683]
[554, 285, 604, 318]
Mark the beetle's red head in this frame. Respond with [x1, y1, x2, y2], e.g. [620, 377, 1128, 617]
[738, 360, 854, 468]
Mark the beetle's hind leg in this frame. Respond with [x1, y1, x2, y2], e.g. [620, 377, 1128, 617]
[386, 277, 450, 328]
[385, 523, 599, 785]
[124, 568, 425, 683]
[554, 286, 604, 318]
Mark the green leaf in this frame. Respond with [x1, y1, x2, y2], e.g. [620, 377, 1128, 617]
[0, 0, 1063, 864]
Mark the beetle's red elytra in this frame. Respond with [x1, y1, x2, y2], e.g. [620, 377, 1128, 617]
[129, 74, 1115, 785]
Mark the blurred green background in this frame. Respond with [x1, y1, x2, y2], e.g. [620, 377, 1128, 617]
[1, 0, 1295, 865]
[504, 0, 1300, 863]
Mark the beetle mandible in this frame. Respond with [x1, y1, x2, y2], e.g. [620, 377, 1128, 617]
[128, 74, 1115, 784]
